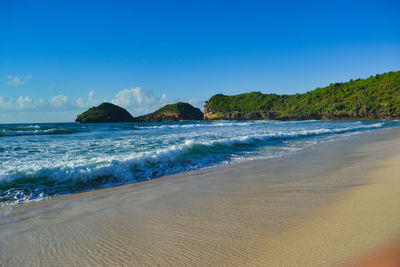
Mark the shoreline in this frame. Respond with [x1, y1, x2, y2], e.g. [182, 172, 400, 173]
[256, 133, 400, 266]
[0, 120, 390, 206]
[1, 128, 400, 266]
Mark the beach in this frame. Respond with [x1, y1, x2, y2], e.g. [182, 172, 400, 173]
[1, 127, 400, 266]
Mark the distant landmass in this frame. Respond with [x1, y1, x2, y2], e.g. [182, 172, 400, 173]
[204, 71, 400, 120]
[76, 102, 134, 123]
[76, 71, 400, 123]
[76, 102, 203, 123]
[134, 102, 203, 122]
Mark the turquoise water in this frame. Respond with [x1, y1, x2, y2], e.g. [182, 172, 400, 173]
[0, 120, 398, 206]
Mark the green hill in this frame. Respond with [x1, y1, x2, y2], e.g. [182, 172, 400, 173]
[76, 102, 134, 123]
[204, 71, 400, 120]
[135, 102, 203, 122]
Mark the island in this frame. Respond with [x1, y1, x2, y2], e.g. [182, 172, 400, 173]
[75, 102, 135, 123]
[204, 71, 400, 120]
[76, 102, 203, 123]
[134, 102, 203, 122]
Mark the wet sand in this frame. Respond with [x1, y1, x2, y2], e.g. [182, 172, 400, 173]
[1, 128, 400, 266]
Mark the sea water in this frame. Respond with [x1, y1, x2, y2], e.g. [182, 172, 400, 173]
[0, 120, 398, 206]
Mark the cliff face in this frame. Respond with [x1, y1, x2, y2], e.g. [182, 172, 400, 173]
[76, 102, 134, 123]
[204, 71, 400, 121]
[135, 109, 187, 122]
[203, 109, 391, 121]
[204, 109, 284, 120]
[135, 102, 203, 122]
[203, 109, 321, 120]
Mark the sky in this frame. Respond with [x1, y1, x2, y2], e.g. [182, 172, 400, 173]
[0, 0, 399, 123]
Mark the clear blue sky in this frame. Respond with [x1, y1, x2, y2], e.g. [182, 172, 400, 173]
[0, 0, 399, 123]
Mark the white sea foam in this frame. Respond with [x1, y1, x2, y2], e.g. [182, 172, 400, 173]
[0, 120, 394, 206]
[3, 129, 56, 136]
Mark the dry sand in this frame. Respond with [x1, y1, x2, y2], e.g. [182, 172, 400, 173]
[1, 128, 400, 266]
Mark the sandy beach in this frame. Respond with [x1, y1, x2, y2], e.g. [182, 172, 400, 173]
[1, 128, 400, 266]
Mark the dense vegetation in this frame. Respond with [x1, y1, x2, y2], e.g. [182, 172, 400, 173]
[135, 102, 203, 122]
[159, 102, 202, 116]
[204, 71, 400, 120]
[76, 102, 134, 123]
[76, 102, 203, 123]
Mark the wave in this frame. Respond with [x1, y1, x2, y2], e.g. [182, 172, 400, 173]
[2, 129, 57, 136]
[136, 120, 373, 130]
[19, 125, 41, 129]
[1, 127, 80, 136]
[137, 121, 273, 129]
[0, 121, 384, 206]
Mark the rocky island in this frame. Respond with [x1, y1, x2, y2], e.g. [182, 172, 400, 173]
[75, 102, 135, 123]
[134, 102, 203, 122]
[76, 102, 203, 123]
[204, 71, 400, 120]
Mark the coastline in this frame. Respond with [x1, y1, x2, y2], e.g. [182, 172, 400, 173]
[1, 128, 400, 266]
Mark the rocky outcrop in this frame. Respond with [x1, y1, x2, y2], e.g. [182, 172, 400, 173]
[76, 102, 134, 123]
[203, 109, 319, 120]
[135, 102, 203, 122]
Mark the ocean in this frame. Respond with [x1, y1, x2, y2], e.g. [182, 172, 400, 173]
[0, 120, 398, 206]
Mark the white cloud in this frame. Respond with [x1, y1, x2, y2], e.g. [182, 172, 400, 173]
[0, 96, 37, 111]
[16, 96, 34, 110]
[0, 94, 71, 111]
[112, 87, 170, 115]
[0, 87, 202, 122]
[113, 87, 154, 106]
[76, 97, 84, 108]
[76, 90, 100, 108]
[0, 91, 100, 113]
[6, 75, 32, 86]
[187, 98, 205, 110]
[0, 92, 95, 122]
[50, 95, 69, 108]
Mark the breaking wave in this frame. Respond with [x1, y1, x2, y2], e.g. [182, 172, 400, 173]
[0, 120, 387, 206]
